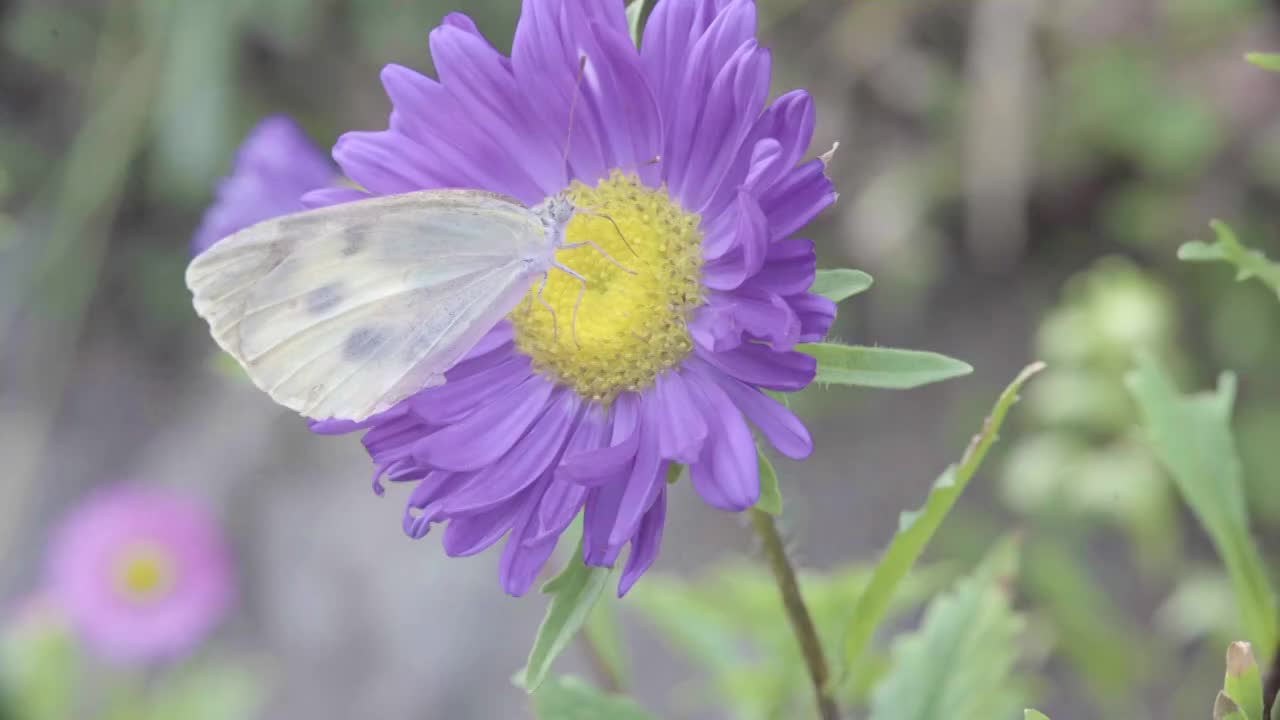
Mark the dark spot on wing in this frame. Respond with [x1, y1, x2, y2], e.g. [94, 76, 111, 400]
[343, 327, 384, 360]
[306, 283, 343, 315]
[342, 225, 369, 256]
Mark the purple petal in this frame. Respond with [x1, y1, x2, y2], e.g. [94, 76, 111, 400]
[789, 292, 837, 342]
[409, 355, 533, 425]
[402, 471, 472, 539]
[702, 364, 813, 459]
[687, 300, 743, 353]
[499, 481, 561, 596]
[440, 391, 580, 514]
[442, 499, 524, 557]
[525, 474, 589, 547]
[300, 187, 367, 209]
[557, 392, 640, 484]
[676, 41, 770, 211]
[687, 376, 759, 510]
[582, 480, 627, 567]
[511, 0, 610, 185]
[652, 370, 709, 463]
[411, 375, 555, 471]
[429, 21, 560, 200]
[760, 159, 836, 241]
[607, 395, 667, 545]
[618, 488, 667, 596]
[332, 129, 438, 195]
[701, 191, 769, 291]
[694, 341, 816, 392]
[746, 238, 817, 296]
[193, 116, 335, 255]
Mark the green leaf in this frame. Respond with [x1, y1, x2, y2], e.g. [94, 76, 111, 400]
[533, 676, 656, 720]
[624, 0, 658, 48]
[0, 613, 80, 720]
[811, 269, 874, 303]
[144, 661, 264, 720]
[1025, 711, 1052, 720]
[867, 538, 1027, 720]
[800, 343, 973, 389]
[1126, 356, 1278, 664]
[754, 447, 783, 515]
[516, 541, 612, 693]
[1218, 693, 1248, 720]
[837, 363, 1044, 683]
[1246, 53, 1280, 72]
[1223, 642, 1266, 720]
[1178, 221, 1280, 301]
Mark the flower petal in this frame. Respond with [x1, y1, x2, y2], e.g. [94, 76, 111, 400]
[687, 377, 758, 510]
[557, 391, 640, 484]
[694, 341, 816, 392]
[440, 391, 581, 514]
[652, 370, 709, 464]
[618, 488, 666, 596]
[701, 191, 768, 290]
[704, 365, 813, 459]
[411, 375, 555, 471]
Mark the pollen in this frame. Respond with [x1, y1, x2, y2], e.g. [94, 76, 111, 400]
[111, 543, 177, 604]
[511, 171, 704, 401]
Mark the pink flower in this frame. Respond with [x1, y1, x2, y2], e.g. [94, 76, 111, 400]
[45, 486, 236, 664]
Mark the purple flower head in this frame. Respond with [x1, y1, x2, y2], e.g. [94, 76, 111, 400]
[195, 0, 836, 596]
[307, 0, 837, 597]
[44, 486, 236, 664]
[191, 116, 338, 256]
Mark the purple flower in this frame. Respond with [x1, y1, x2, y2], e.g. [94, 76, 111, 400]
[306, 0, 837, 596]
[194, 0, 835, 596]
[191, 116, 338, 255]
[44, 486, 236, 664]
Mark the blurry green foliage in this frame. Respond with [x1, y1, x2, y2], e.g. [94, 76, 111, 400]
[868, 538, 1027, 720]
[839, 364, 1042, 685]
[0, 610, 80, 720]
[630, 562, 956, 719]
[533, 676, 655, 720]
[1127, 357, 1278, 665]
[1180, 222, 1280, 301]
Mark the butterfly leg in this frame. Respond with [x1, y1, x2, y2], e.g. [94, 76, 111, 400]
[561, 240, 637, 275]
[552, 262, 588, 348]
[535, 272, 559, 343]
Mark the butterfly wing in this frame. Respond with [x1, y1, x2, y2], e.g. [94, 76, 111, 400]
[187, 190, 545, 421]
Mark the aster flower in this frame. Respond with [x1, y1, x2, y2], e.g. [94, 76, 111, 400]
[44, 486, 235, 664]
[202, 0, 836, 597]
[191, 116, 338, 256]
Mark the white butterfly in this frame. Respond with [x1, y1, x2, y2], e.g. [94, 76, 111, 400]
[186, 190, 590, 422]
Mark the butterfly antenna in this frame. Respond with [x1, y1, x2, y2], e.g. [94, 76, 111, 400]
[577, 209, 638, 258]
[562, 54, 588, 185]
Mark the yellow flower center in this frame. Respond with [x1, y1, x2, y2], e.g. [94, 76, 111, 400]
[111, 543, 176, 604]
[511, 172, 704, 400]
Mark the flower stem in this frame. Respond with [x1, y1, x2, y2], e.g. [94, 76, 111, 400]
[577, 626, 624, 694]
[748, 508, 840, 720]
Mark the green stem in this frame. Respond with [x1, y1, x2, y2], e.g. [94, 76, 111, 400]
[577, 626, 624, 694]
[748, 508, 840, 720]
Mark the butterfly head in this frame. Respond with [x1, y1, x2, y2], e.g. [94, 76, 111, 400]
[542, 193, 577, 228]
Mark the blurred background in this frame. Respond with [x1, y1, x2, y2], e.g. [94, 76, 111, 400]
[1, 0, 1279, 718]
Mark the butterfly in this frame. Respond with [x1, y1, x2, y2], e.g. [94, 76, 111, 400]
[186, 190, 601, 422]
